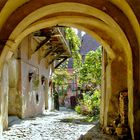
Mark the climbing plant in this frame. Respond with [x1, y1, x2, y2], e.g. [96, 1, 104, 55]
[65, 27, 102, 89]
[65, 27, 82, 70]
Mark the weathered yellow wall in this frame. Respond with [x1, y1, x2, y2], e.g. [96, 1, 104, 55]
[1, 62, 9, 130]
[100, 48, 106, 127]
[101, 48, 127, 128]
[107, 56, 127, 125]
[8, 57, 22, 117]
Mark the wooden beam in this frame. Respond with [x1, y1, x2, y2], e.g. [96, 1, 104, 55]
[34, 37, 51, 52]
[43, 46, 57, 58]
[55, 57, 67, 68]
[49, 52, 63, 65]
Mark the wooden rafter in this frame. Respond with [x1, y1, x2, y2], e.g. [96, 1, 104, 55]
[34, 37, 51, 52]
[55, 57, 68, 68]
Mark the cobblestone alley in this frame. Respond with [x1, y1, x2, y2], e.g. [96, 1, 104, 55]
[3, 107, 117, 140]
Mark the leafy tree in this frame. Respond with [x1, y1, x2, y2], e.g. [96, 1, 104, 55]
[52, 69, 70, 86]
[79, 46, 102, 88]
[52, 69, 71, 95]
[75, 46, 102, 118]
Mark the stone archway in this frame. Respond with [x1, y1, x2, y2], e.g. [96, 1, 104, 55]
[0, 1, 140, 139]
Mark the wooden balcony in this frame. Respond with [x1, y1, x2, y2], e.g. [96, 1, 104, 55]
[33, 27, 71, 66]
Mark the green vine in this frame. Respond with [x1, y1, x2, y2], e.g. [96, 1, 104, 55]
[65, 27, 82, 69]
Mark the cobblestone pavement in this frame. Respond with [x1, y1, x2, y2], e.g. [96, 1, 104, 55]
[3, 107, 117, 140]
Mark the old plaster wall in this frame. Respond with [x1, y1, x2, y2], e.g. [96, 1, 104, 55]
[8, 35, 50, 119]
[44, 78, 49, 109]
[100, 49, 106, 126]
[101, 49, 127, 128]
[20, 36, 50, 118]
[107, 57, 127, 125]
[8, 57, 22, 118]
[1, 63, 9, 130]
[47, 64, 54, 111]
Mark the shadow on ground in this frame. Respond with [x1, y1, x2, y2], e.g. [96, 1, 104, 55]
[37, 113, 59, 118]
[77, 123, 118, 140]
[60, 118, 98, 125]
[8, 113, 59, 127]
[60, 117, 118, 139]
[8, 116, 22, 127]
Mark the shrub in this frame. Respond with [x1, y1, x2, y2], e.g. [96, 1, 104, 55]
[75, 105, 82, 114]
[75, 90, 101, 116]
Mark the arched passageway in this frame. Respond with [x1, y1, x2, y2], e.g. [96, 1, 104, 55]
[0, 0, 140, 139]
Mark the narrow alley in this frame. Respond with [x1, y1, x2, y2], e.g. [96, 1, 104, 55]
[3, 107, 117, 140]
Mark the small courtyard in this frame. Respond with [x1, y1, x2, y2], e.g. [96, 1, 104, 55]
[3, 107, 117, 140]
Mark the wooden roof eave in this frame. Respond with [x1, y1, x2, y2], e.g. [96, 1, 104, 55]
[56, 27, 71, 58]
